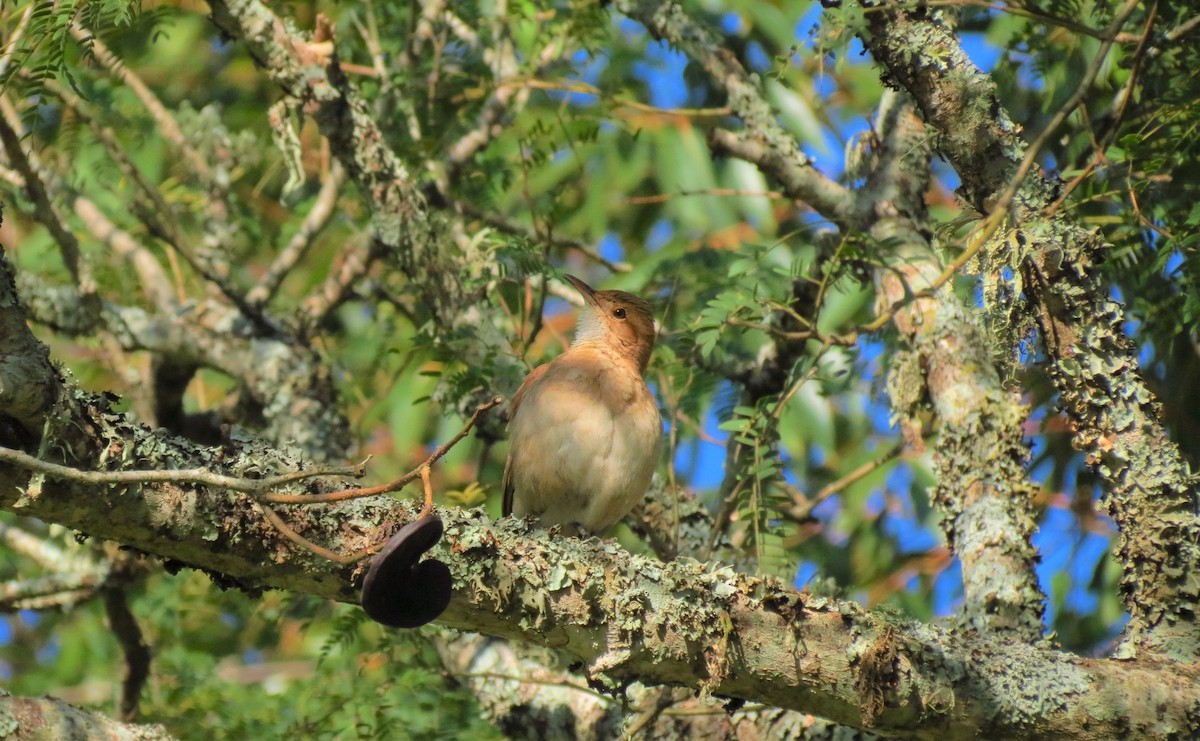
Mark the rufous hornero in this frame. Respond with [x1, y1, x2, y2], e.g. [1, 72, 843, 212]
[502, 274, 662, 534]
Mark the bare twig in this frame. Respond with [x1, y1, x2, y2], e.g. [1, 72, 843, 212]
[0, 4, 34, 79]
[995, 0, 1142, 220]
[101, 586, 151, 722]
[0, 573, 102, 612]
[299, 236, 378, 327]
[70, 196, 177, 309]
[785, 442, 905, 522]
[451, 199, 631, 273]
[264, 395, 502, 504]
[626, 188, 786, 205]
[37, 79, 276, 332]
[1, 396, 500, 565]
[1047, 4, 1156, 215]
[248, 161, 347, 307]
[0, 446, 369, 493]
[72, 24, 211, 180]
[480, 77, 731, 119]
[0, 103, 94, 296]
[256, 503, 369, 564]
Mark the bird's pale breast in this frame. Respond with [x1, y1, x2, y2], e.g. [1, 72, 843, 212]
[506, 348, 661, 533]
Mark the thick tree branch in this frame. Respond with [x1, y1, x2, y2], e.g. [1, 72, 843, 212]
[2, 408, 1197, 738]
[440, 633, 883, 740]
[860, 93, 1045, 640]
[18, 285, 351, 461]
[857, 0, 1200, 659]
[680, 0, 1047, 637]
[0, 247, 1194, 738]
[0, 690, 175, 741]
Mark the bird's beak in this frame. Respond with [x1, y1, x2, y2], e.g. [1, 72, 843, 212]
[563, 274, 599, 307]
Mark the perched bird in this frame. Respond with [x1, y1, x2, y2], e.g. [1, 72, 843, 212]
[502, 275, 662, 534]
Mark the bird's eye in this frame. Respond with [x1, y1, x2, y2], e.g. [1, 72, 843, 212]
[613, 307, 627, 320]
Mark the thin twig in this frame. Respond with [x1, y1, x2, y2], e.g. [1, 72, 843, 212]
[299, 237, 378, 328]
[265, 396, 502, 504]
[0, 446, 370, 493]
[38, 79, 276, 333]
[451, 199, 631, 272]
[997, 0, 1142, 220]
[0, 574, 102, 612]
[480, 77, 732, 119]
[248, 161, 346, 306]
[254, 396, 502, 562]
[0, 4, 34, 79]
[1047, 3, 1156, 215]
[0, 103, 94, 295]
[743, 0, 1144, 344]
[626, 188, 786, 205]
[72, 24, 211, 180]
[785, 441, 906, 522]
[257, 503, 370, 564]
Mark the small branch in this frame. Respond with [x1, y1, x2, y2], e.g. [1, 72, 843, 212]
[0, 446, 369, 494]
[785, 442, 905, 522]
[0, 104, 94, 296]
[264, 395, 502, 504]
[449, 199, 631, 272]
[70, 197, 177, 309]
[0, 520, 72, 569]
[626, 187, 786, 205]
[72, 24, 211, 180]
[98, 396, 501, 565]
[101, 586, 151, 722]
[0, 4, 34, 79]
[985, 0, 1141, 221]
[1047, 4, 1156, 215]
[257, 503, 369, 564]
[37, 79, 278, 334]
[248, 161, 347, 307]
[299, 236, 377, 327]
[255, 397, 498, 563]
[707, 129, 853, 226]
[0, 573, 101, 612]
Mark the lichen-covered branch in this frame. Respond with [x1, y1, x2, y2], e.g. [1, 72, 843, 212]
[698, 53, 1048, 636]
[440, 633, 885, 741]
[2, 395, 1198, 738]
[207, 0, 468, 324]
[856, 0, 1200, 659]
[859, 93, 1045, 641]
[18, 284, 349, 461]
[0, 250, 1195, 738]
[0, 690, 176, 741]
[614, 0, 853, 224]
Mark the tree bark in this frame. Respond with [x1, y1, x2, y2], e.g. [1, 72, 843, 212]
[855, 0, 1200, 660]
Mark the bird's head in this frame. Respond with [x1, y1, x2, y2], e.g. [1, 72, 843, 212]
[565, 274, 656, 374]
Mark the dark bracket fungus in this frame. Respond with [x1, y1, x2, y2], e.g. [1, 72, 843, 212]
[360, 515, 452, 628]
